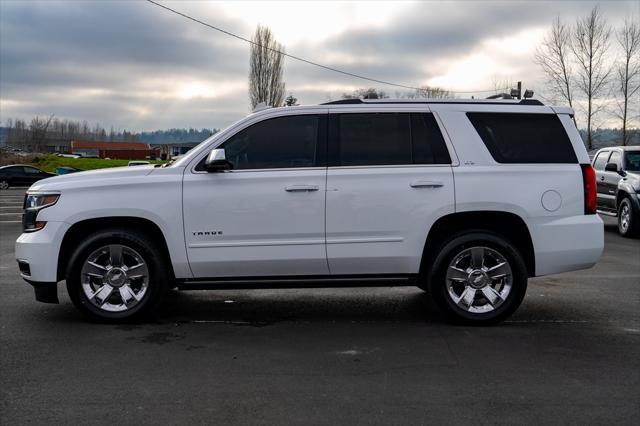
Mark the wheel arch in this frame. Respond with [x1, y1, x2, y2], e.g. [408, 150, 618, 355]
[616, 188, 640, 211]
[57, 216, 175, 281]
[420, 211, 535, 278]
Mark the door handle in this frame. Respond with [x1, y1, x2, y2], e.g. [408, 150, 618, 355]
[410, 181, 443, 188]
[600, 176, 605, 181]
[285, 184, 319, 192]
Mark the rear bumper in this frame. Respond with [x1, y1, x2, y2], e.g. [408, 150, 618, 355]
[529, 214, 604, 276]
[15, 221, 69, 283]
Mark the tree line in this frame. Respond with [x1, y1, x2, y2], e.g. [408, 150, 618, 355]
[535, 6, 639, 148]
[2, 115, 217, 151]
[3, 116, 138, 151]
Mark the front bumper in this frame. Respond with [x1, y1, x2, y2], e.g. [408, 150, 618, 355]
[529, 214, 604, 276]
[15, 221, 70, 283]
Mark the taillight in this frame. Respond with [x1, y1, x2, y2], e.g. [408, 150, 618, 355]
[581, 164, 597, 215]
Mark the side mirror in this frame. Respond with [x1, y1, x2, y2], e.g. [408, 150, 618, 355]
[604, 162, 618, 173]
[204, 149, 233, 172]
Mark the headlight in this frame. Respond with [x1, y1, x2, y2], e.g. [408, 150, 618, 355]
[22, 193, 60, 232]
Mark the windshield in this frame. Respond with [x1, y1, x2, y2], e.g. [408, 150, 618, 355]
[625, 151, 640, 171]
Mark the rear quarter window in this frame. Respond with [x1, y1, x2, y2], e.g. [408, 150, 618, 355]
[466, 112, 578, 164]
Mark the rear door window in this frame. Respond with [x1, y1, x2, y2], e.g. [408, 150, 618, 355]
[331, 112, 451, 166]
[466, 113, 578, 164]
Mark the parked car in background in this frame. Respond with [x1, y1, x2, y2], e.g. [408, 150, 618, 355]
[55, 166, 83, 175]
[592, 146, 640, 237]
[127, 161, 150, 166]
[0, 165, 55, 189]
[56, 153, 81, 159]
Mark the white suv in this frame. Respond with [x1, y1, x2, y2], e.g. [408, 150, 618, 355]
[15, 99, 604, 324]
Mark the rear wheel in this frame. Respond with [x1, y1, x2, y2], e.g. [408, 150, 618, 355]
[427, 232, 527, 325]
[66, 228, 169, 322]
[618, 197, 639, 238]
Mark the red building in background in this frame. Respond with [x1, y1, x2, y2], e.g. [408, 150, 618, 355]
[70, 140, 160, 160]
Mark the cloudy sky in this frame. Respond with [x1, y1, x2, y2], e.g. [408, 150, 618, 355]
[0, 0, 637, 131]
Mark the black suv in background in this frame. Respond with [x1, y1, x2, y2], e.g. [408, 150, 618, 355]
[592, 146, 640, 237]
[0, 165, 55, 190]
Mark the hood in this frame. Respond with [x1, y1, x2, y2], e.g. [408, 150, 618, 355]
[28, 165, 155, 192]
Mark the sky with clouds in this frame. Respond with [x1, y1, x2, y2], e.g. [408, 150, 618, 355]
[0, 0, 637, 131]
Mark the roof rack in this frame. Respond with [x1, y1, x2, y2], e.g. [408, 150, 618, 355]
[321, 98, 544, 106]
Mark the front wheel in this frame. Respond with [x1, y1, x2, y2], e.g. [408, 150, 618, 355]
[66, 228, 170, 322]
[428, 232, 528, 325]
[618, 197, 639, 238]
[0, 180, 9, 190]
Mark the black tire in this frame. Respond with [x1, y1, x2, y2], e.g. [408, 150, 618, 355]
[427, 231, 528, 325]
[0, 179, 9, 190]
[66, 228, 170, 322]
[617, 197, 640, 238]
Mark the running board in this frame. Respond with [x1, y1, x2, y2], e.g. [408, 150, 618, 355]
[597, 210, 617, 217]
[177, 275, 418, 290]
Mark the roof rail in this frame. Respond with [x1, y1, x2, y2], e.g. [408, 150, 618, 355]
[321, 98, 544, 106]
[322, 99, 363, 105]
[486, 93, 513, 100]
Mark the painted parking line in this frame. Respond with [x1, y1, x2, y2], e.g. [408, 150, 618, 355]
[0, 221, 21, 223]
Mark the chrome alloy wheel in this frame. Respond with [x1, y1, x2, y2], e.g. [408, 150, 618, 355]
[80, 244, 149, 312]
[445, 246, 513, 314]
[619, 204, 630, 233]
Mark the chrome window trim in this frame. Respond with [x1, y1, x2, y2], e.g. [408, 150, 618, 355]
[192, 166, 327, 175]
[327, 109, 457, 168]
[189, 107, 459, 173]
[327, 164, 452, 170]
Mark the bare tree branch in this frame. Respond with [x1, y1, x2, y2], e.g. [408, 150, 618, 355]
[615, 17, 640, 145]
[571, 6, 612, 149]
[249, 25, 286, 109]
[408, 86, 454, 99]
[490, 75, 514, 96]
[534, 16, 576, 125]
[341, 88, 389, 99]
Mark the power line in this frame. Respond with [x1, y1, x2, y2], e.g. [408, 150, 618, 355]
[145, 0, 507, 95]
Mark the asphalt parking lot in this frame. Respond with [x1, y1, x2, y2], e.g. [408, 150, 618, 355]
[1, 187, 639, 425]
